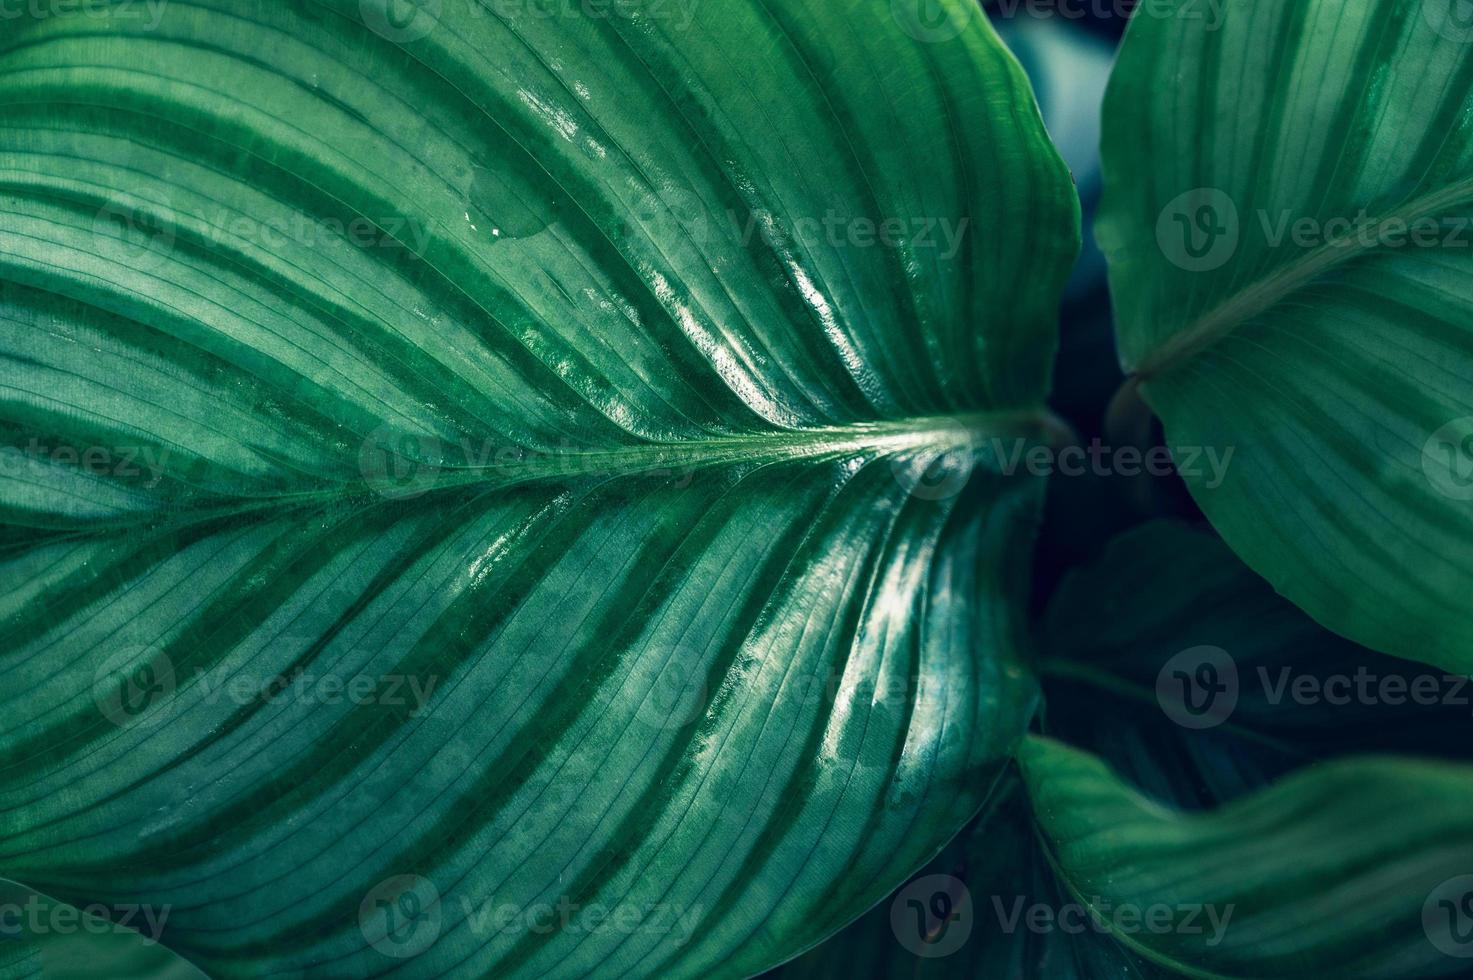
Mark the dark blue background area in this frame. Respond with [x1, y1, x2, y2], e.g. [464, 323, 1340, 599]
[983, 4, 1185, 609]
[989, 0, 1134, 40]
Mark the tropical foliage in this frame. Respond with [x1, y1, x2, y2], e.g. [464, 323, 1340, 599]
[1, 0, 1469, 978]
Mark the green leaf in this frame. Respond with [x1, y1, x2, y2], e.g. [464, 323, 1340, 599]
[1021, 735, 1473, 978]
[1097, 0, 1473, 667]
[1038, 521, 1473, 808]
[0, 1, 1077, 977]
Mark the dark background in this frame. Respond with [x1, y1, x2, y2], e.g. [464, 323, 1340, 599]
[981, 2, 1197, 612]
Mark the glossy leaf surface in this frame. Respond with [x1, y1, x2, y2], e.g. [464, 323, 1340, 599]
[1022, 736, 1473, 978]
[0, 1, 1077, 976]
[1098, 0, 1473, 667]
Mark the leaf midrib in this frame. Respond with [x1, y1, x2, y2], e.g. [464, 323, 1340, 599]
[43, 410, 1066, 533]
[412, 409, 1067, 482]
[1132, 175, 1473, 380]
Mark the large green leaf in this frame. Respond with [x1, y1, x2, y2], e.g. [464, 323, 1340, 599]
[1021, 736, 1473, 978]
[1097, 0, 1473, 667]
[0, 1, 1078, 977]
